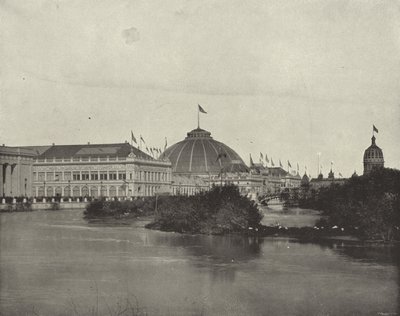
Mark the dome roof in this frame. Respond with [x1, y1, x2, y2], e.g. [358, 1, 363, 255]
[363, 136, 384, 160]
[161, 128, 249, 176]
[301, 173, 310, 185]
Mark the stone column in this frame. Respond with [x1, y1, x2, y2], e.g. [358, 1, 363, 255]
[0, 164, 3, 197]
[11, 164, 19, 196]
[5, 164, 12, 196]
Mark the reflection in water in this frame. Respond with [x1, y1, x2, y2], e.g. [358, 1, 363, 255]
[330, 241, 400, 316]
[0, 209, 399, 316]
[150, 234, 264, 283]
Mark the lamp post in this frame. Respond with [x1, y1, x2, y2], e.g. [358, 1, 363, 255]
[68, 180, 71, 198]
[24, 178, 27, 197]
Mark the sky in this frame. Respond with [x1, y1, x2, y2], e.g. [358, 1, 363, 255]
[1, 0, 400, 177]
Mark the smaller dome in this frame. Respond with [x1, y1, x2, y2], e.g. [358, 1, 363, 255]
[301, 173, 309, 186]
[363, 135, 384, 175]
[363, 136, 384, 160]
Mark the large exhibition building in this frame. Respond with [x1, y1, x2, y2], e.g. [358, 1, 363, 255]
[1, 126, 302, 199]
[162, 127, 297, 196]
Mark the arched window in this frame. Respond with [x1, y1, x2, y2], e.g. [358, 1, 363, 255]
[55, 187, 62, 196]
[100, 186, 107, 197]
[72, 186, 80, 197]
[120, 185, 126, 197]
[46, 187, 53, 197]
[91, 186, 98, 198]
[38, 186, 44, 197]
[109, 186, 116, 197]
[82, 186, 89, 197]
[64, 186, 71, 197]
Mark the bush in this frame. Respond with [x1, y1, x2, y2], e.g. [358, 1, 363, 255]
[307, 168, 400, 241]
[146, 185, 263, 235]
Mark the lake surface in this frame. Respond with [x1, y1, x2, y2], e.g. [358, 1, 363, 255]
[0, 209, 399, 316]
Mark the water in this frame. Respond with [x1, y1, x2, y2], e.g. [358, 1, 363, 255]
[0, 209, 399, 316]
[260, 204, 322, 227]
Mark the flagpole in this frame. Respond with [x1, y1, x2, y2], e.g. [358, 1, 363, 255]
[140, 135, 142, 150]
[197, 107, 200, 129]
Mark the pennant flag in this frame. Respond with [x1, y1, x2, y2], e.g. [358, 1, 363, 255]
[250, 154, 254, 166]
[373, 125, 379, 133]
[288, 160, 292, 168]
[164, 137, 168, 150]
[297, 163, 299, 170]
[265, 154, 269, 163]
[260, 152, 263, 159]
[146, 146, 149, 153]
[339, 172, 343, 177]
[279, 159, 283, 168]
[271, 158, 275, 167]
[131, 131, 137, 144]
[140, 135, 145, 143]
[198, 104, 207, 113]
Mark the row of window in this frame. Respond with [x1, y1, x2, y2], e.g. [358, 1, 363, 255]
[365, 151, 383, 159]
[33, 170, 170, 182]
[34, 184, 164, 197]
[36, 156, 127, 163]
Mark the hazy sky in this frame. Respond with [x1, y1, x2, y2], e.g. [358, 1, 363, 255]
[1, 0, 399, 177]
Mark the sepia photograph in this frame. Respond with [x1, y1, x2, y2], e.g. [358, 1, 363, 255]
[1, 1, 400, 315]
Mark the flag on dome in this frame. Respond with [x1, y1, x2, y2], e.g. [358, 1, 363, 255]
[141, 135, 145, 143]
[373, 125, 379, 133]
[288, 160, 292, 168]
[271, 158, 275, 166]
[198, 104, 207, 113]
[265, 154, 269, 163]
[164, 137, 168, 150]
[260, 152, 263, 160]
[279, 159, 283, 167]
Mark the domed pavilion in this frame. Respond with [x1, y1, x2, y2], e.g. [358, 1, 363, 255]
[363, 135, 384, 175]
[161, 127, 249, 177]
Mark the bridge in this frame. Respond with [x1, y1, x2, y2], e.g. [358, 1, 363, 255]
[258, 193, 281, 205]
[258, 188, 300, 206]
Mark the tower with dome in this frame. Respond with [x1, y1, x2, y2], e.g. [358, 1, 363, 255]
[363, 132, 384, 175]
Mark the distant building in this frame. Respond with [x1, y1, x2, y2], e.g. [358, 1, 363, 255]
[172, 175, 208, 196]
[309, 170, 346, 190]
[0, 145, 36, 197]
[2, 142, 172, 198]
[363, 135, 384, 175]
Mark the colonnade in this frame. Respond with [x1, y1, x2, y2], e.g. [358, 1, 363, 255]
[1, 163, 18, 197]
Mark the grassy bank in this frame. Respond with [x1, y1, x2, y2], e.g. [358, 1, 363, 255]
[84, 198, 156, 219]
